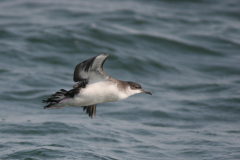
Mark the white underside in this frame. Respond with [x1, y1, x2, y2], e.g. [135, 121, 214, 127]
[59, 81, 130, 107]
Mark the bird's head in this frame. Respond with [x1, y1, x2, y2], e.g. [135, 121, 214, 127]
[127, 82, 152, 96]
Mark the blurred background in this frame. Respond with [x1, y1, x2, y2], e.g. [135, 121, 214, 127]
[0, 0, 240, 159]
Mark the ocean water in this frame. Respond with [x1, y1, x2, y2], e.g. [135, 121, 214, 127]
[0, 0, 240, 159]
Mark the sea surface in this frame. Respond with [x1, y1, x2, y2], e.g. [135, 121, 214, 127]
[0, 0, 240, 159]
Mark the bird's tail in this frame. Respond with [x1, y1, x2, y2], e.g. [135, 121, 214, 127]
[42, 89, 68, 109]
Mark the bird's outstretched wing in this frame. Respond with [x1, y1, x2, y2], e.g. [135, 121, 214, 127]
[73, 53, 109, 84]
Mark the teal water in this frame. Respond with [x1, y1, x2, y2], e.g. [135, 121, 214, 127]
[1, 0, 240, 159]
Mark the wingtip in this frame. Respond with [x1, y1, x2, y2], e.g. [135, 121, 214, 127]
[99, 53, 109, 57]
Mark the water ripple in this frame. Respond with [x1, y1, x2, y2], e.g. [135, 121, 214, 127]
[0, 0, 240, 159]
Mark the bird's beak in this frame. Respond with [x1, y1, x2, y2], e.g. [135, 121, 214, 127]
[142, 89, 152, 95]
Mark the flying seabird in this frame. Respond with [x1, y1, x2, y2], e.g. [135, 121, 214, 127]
[42, 53, 152, 118]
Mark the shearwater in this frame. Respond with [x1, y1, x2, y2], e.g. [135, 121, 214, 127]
[42, 53, 152, 118]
